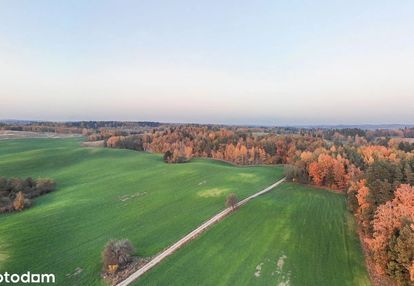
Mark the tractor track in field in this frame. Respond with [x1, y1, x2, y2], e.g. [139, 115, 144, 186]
[116, 177, 286, 286]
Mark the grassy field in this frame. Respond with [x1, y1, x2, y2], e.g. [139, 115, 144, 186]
[135, 183, 371, 286]
[0, 138, 283, 285]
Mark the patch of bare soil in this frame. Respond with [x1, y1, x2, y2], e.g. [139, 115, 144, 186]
[66, 267, 83, 278]
[102, 257, 152, 285]
[80, 140, 105, 147]
[254, 262, 264, 277]
[254, 254, 291, 286]
[0, 130, 82, 140]
[118, 192, 147, 202]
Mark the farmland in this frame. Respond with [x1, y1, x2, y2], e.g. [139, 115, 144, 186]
[135, 183, 371, 286]
[0, 138, 283, 285]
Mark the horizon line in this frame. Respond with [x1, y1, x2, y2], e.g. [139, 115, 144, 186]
[2, 118, 414, 129]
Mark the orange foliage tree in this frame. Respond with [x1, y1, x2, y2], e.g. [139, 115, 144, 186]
[369, 184, 414, 274]
[308, 153, 350, 191]
[13, 191, 25, 211]
[354, 179, 371, 231]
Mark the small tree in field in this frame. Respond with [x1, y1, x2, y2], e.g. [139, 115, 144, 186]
[226, 193, 238, 210]
[13, 191, 25, 211]
[102, 239, 135, 273]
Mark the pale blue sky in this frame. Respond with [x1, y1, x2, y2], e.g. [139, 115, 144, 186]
[0, 1, 413, 125]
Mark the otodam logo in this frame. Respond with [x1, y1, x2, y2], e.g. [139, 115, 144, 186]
[0, 272, 55, 284]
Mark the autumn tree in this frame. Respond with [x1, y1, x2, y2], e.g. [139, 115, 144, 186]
[106, 136, 122, 148]
[369, 185, 414, 275]
[354, 180, 372, 232]
[359, 145, 394, 165]
[13, 191, 25, 211]
[307, 153, 350, 191]
[359, 160, 407, 234]
[333, 155, 348, 190]
[308, 161, 324, 185]
[184, 146, 193, 159]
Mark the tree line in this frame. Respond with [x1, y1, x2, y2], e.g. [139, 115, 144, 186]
[103, 126, 325, 165]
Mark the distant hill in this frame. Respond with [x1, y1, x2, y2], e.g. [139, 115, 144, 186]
[1, 119, 413, 130]
[0, 119, 36, 125]
[288, 124, 414, 130]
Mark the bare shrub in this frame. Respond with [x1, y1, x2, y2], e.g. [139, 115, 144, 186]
[102, 239, 135, 273]
[284, 164, 309, 184]
[226, 193, 238, 210]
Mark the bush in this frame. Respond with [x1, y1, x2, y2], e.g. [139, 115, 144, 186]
[119, 135, 144, 151]
[24, 198, 32, 209]
[35, 178, 56, 196]
[0, 177, 56, 214]
[163, 150, 189, 163]
[102, 239, 135, 273]
[0, 196, 11, 208]
[163, 151, 173, 163]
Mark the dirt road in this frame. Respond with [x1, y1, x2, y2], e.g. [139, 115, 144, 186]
[116, 177, 286, 286]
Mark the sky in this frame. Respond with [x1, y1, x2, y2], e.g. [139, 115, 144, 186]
[0, 0, 413, 126]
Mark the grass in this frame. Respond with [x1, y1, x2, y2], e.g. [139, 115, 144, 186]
[0, 138, 283, 285]
[135, 183, 371, 286]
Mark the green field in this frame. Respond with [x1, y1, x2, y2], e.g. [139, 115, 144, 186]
[0, 138, 283, 285]
[135, 183, 370, 286]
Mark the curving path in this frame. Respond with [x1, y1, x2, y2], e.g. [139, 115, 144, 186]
[116, 177, 286, 286]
